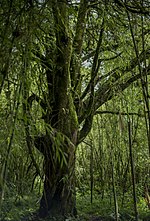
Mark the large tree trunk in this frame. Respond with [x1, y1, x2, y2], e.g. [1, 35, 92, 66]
[39, 155, 77, 218]
[34, 1, 83, 218]
[35, 133, 77, 218]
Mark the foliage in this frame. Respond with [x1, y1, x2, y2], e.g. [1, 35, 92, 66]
[0, 0, 150, 219]
[0, 192, 39, 221]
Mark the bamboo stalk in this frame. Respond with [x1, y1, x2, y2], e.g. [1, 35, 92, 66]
[128, 119, 138, 221]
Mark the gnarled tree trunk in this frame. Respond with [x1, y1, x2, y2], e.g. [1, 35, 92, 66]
[38, 140, 77, 218]
[28, 0, 87, 218]
[34, 1, 82, 217]
[34, 94, 78, 218]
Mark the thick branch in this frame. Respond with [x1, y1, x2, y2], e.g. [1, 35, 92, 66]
[114, 0, 150, 15]
[78, 115, 93, 144]
[80, 48, 150, 115]
[82, 44, 119, 62]
[70, 0, 88, 89]
[77, 65, 149, 144]
[81, 18, 105, 99]
[94, 64, 150, 111]
[73, 0, 88, 55]
[80, 49, 149, 109]
[95, 110, 145, 117]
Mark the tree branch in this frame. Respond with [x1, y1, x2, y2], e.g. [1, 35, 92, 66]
[81, 18, 105, 101]
[78, 115, 93, 144]
[94, 64, 150, 111]
[95, 110, 145, 117]
[70, 0, 88, 89]
[114, 0, 150, 15]
[73, 0, 88, 55]
[82, 44, 119, 62]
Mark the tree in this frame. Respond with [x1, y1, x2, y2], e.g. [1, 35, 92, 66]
[0, 0, 150, 218]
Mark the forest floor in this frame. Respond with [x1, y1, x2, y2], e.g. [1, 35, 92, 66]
[20, 213, 118, 221]
[19, 213, 150, 221]
[1, 192, 150, 221]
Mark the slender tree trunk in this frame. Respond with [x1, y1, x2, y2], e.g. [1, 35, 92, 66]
[110, 148, 119, 221]
[128, 119, 139, 221]
[90, 139, 94, 204]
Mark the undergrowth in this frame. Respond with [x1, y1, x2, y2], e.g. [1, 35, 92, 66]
[1, 191, 150, 221]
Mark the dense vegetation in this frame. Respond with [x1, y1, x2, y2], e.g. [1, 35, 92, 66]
[0, 0, 150, 220]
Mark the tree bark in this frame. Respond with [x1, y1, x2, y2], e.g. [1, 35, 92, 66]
[33, 90, 78, 218]
[34, 1, 79, 218]
[35, 134, 77, 218]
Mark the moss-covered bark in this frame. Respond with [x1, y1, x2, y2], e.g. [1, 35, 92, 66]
[38, 135, 77, 218]
[37, 0, 81, 218]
